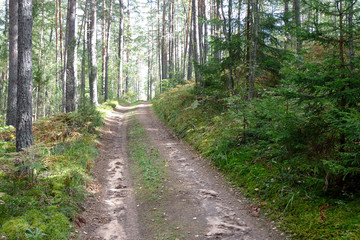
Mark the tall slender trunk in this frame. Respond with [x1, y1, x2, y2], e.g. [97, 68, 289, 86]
[246, 0, 250, 85]
[347, 0, 354, 71]
[187, 18, 193, 80]
[293, 0, 301, 52]
[249, 0, 258, 100]
[284, 0, 289, 50]
[89, 0, 99, 105]
[101, 0, 107, 99]
[17, 0, 33, 151]
[228, 0, 234, 94]
[125, 0, 130, 94]
[104, 0, 112, 101]
[157, 0, 162, 91]
[183, 0, 192, 79]
[80, 2, 88, 103]
[117, 0, 124, 98]
[6, 0, 18, 126]
[65, 0, 77, 112]
[203, 0, 208, 62]
[35, 3, 45, 119]
[60, 0, 66, 112]
[161, 0, 168, 80]
[191, 0, 200, 90]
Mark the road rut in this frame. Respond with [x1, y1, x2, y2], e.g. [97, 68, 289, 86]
[79, 103, 284, 240]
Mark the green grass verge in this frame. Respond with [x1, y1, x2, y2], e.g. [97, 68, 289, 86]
[128, 117, 185, 240]
[152, 84, 360, 240]
[0, 100, 118, 240]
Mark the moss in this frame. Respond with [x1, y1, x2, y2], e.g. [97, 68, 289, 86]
[0, 217, 29, 239]
[43, 208, 70, 240]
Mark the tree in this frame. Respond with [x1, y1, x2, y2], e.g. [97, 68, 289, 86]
[89, 0, 99, 105]
[16, 0, 34, 151]
[6, 0, 18, 126]
[104, 0, 112, 101]
[248, 0, 258, 99]
[80, 1, 88, 103]
[65, 0, 77, 112]
[117, 0, 124, 99]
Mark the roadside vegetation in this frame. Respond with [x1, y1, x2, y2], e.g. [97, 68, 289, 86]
[0, 101, 117, 240]
[153, 84, 360, 239]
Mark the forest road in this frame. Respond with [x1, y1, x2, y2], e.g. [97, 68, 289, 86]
[78, 102, 285, 240]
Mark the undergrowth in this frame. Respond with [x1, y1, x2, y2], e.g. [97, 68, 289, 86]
[153, 83, 360, 240]
[0, 100, 118, 239]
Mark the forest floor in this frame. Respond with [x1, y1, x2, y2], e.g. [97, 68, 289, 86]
[78, 102, 286, 240]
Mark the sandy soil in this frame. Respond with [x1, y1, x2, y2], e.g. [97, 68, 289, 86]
[78, 103, 286, 240]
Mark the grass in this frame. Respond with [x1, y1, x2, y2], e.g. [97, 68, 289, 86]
[0, 100, 118, 240]
[152, 83, 360, 240]
[128, 117, 185, 240]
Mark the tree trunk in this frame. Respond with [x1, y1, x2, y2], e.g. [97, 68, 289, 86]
[161, 0, 168, 81]
[17, 0, 33, 151]
[124, 0, 130, 94]
[191, 0, 200, 90]
[245, 0, 250, 85]
[157, 0, 162, 91]
[187, 20, 193, 80]
[6, 0, 18, 126]
[89, 0, 98, 105]
[65, 0, 77, 112]
[284, 0, 289, 50]
[117, 0, 124, 98]
[36, 3, 45, 119]
[80, 2, 88, 103]
[60, 0, 66, 112]
[101, 0, 106, 99]
[183, 0, 192, 80]
[293, 0, 301, 52]
[249, 0, 258, 100]
[347, 0, 354, 71]
[104, 0, 112, 101]
[228, 0, 234, 94]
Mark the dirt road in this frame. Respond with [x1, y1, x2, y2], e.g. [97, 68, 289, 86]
[79, 103, 284, 240]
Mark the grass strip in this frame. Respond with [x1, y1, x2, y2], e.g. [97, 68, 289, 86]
[128, 117, 184, 240]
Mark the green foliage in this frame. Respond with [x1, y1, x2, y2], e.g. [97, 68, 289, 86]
[153, 83, 360, 239]
[0, 103, 117, 239]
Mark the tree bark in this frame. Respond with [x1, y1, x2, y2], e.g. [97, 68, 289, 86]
[80, 2, 88, 103]
[249, 0, 258, 100]
[117, 0, 124, 98]
[89, 0, 99, 105]
[161, 0, 168, 81]
[17, 0, 33, 151]
[228, 0, 234, 94]
[104, 0, 112, 102]
[65, 0, 77, 112]
[191, 0, 200, 90]
[6, 0, 18, 126]
[183, 0, 192, 80]
[101, 0, 107, 98]
[124, 0, 130, 94]
[187, 15, 193, 80]
[293, 0, 301, 52]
